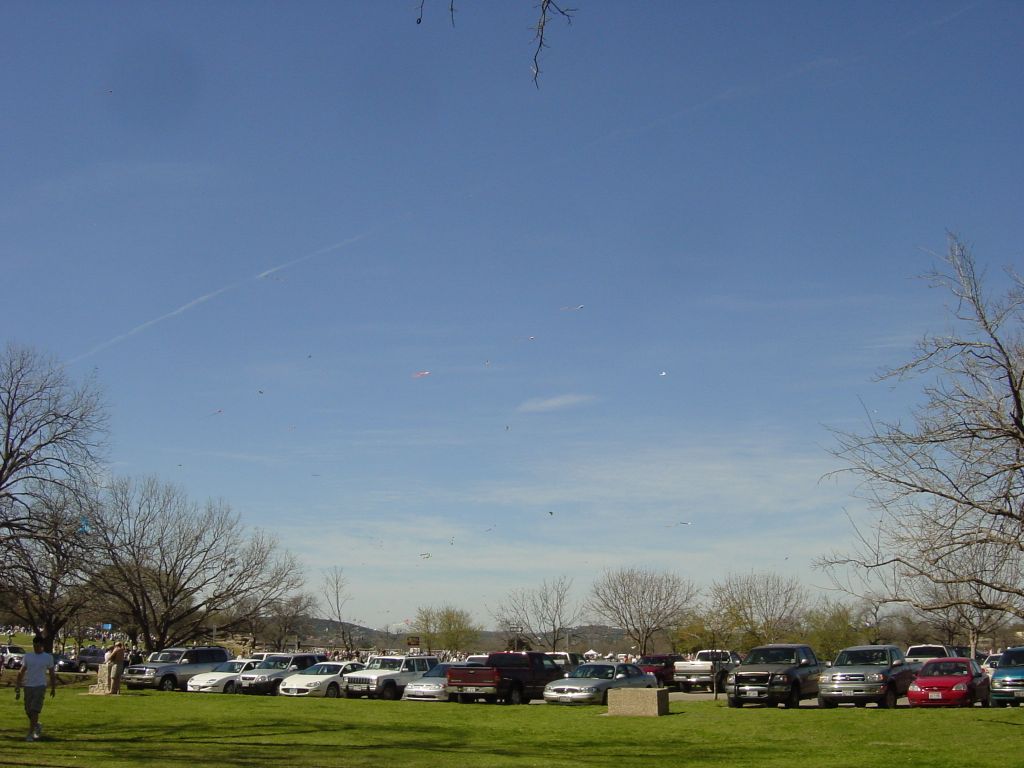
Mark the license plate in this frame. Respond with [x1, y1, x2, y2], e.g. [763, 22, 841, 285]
[463, 687, 483, 693]
[929, 692, 943, 700]
[742, 691, 761, 698]
[560, 696, 572, 703]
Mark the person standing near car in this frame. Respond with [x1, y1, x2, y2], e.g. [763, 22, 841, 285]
[15, 636, 56, 742]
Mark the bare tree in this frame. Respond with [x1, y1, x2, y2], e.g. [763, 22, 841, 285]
[589, 567, 698, 656]
[819, 235, 1024, 615]
[708, 571, 809, 646]
[494, 575, 585, 651]
[86, 476, 305, 650]
[321, 566, 358, 654]
[0, 484, 94, 650]
[261, 592, 318, 651]
[0, 343, 106, 541]
[415, 1, 576, 87]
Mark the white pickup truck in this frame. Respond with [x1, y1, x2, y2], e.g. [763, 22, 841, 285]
[673, 650, 743, 691]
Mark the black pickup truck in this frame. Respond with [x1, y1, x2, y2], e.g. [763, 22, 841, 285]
[446, 652, 564, 704]
[724, 643, 823, 708]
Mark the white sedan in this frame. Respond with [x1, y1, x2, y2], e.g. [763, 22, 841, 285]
[279, 661, 366, 698]
[187, 659, 260, 693]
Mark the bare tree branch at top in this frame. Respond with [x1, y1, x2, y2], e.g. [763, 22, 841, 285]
[493, 575, 585, 652]
[415, 1, 577, 87]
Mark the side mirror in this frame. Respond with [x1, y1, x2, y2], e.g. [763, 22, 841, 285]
[615, 673, 627, 679]
[893, 659, 904, 667]
[181, 658, 191, 664]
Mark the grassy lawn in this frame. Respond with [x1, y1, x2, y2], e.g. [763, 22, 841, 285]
[1, 673, 1022, 768]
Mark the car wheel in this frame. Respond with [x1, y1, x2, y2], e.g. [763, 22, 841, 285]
[159, 676, 177, 692]
[505, 686, 525, 705]
[457, 693, 473, 704]
[379, 683, 398, 701]
[79, 662, 88, 673]
[270, 681, 281, 696]
[345, 690, 359, 699]
[325, 683, 340, 699]
[817, 697, 837, 709]
[727, 696, 741, 708]
[881, 688, 897, 709]
[783, 685, 801, 709]
[980, 693, 990, 708]
[223, 681, 235, 694]
[680, 683, 691, 693]
[600, 690, 609, 706]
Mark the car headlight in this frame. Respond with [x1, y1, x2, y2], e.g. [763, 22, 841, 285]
[309, 680, 321, 688]
[819, 674, 831, 683]
[864, 673, 885, 683]
[143, 669, 156, 676]
[771, 673, 790, 684]
[256, 675, 269, 682]
[908, 683, 921, 692]
[725, 674, 736, 684]
[952, 683, 967, 692]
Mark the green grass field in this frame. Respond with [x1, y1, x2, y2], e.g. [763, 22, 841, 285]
[1, 673, 1021, 768]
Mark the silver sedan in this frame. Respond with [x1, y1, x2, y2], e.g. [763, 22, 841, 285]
[544, 662, 658, 705]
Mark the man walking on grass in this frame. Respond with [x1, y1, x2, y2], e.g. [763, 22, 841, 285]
[15, 636, 56, 742]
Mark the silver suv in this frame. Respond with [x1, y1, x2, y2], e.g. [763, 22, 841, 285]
[123, 646, 231, 691]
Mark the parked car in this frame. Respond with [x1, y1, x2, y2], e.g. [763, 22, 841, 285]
[402, 662, 463, 702]
[817, 645, 915, 708]
[279, 660, 365, 698]
[904, 644, 956, 667]
[447, 652, 563, 705]
[122, 646, 232, 691]
[543, 662, 658, 705]
[72, 646, 107, 673]
[636, 654, 683, 688]
[546, 652, 584, 673]
[344, 654, 439, 700]
[907, 657, 990, 707]
[187, 659, 260, 693]
[673, 650, 742, 692]
[981, 654, 1001, 678]
[725, 644, 824, 708]
[238, 653, 321, 695]
[1, 645, 27, 669]
[988, 646, 1024, 707]
[52, 653, 81, 673]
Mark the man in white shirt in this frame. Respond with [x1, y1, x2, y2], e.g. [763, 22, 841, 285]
[15, 635, 57, 742]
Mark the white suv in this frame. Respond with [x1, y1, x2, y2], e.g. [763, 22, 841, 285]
[343, 655, 439, 700]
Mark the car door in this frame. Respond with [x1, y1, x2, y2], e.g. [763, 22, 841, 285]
[798, 648, 821, 695]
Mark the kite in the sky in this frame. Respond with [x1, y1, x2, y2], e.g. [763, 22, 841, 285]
[419, 552, 432, 559]
[209, 408, 223, 416]
[561, 304, 584, 311]
[412, 370, 431, 378]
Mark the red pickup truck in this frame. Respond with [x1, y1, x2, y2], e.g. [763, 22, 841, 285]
[446, 652, 564, 704]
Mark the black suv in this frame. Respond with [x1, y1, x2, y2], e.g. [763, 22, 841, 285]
[725, 644, 823, 708]
[122, 646, 232, 691]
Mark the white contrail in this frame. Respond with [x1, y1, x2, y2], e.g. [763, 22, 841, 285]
[72, 232, 370, 363]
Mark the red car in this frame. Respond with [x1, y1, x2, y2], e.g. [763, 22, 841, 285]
[637, 655, 682, 688]
[907, 657, 991, 707]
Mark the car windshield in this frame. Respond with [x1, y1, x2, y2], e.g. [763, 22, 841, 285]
[422, 664, 451, 678]
[745, 649, 796, 665]
[304, 663, 342, 676]
[213, 660, 247, 673]
[1000, 650, 1024, 668]
[365, 658, 403, 671]
[908, 646, 946, 657]
[255, 657, 292, 670]
[6, 646, 27, 654]
[834, 649, 890, 666]
[920, 661, 969, 676]
[637, 657, 665, 666]
[572, 664, 616, 680]
[152, 651, 185, 663]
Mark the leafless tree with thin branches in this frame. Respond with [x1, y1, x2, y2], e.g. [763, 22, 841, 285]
[0, 343, 106, 542]
[708, 571, 809, 646]
[817, 234, 1024, 617]
[493, 575, 585, 651]
[589, 567, 698, 656]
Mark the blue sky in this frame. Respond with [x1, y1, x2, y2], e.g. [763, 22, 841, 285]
[3, 1, 1022, 631]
